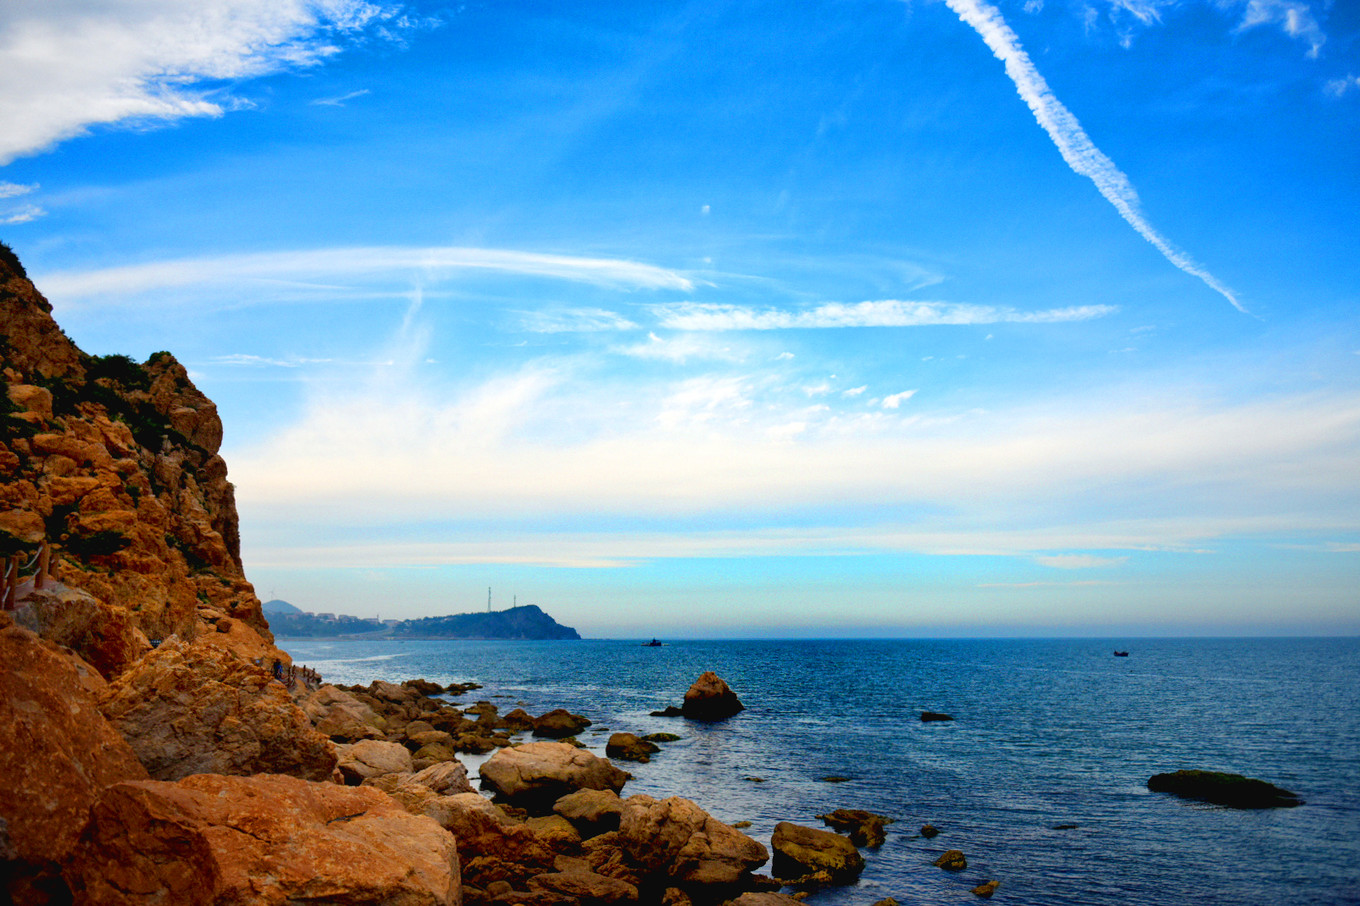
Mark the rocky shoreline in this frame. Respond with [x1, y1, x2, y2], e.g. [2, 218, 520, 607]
[1, 247, 1303, 905]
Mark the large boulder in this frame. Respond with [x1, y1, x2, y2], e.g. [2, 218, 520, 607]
[770, 822, 865, 884]
[532, 708, 592, 738]
[681, 672, 744, 721]
[64, 773, 460, 905]
[410, 760, 474, 796]
[480, 742, 628, 812]
[13, 584, 152, 679]
[336, 739, 414, 784]
[302, 684, 387, 741]
[98, 636, 336, 781]
[617, 794, 769, 888]
[430, 792, 555, 893]
[1147, 770, 1303, 808]
[0, 616, 148, 899]
[554, 788, 624, 838]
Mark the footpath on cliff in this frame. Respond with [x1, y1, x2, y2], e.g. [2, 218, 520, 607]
[0, 245, 992, 906]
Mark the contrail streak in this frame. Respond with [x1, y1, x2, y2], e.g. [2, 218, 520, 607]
[945, 0, 1246, 313]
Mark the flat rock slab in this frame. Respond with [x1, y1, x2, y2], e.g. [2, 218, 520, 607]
[771, 821, 865, 884]
[65, 773, 460, 905]
[1147, 770, 1303, 808]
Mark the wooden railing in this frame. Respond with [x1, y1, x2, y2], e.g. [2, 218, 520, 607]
[1, 540, 51, 611]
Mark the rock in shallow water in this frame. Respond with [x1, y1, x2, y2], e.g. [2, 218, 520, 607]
[618, 793, 769, 887]
[681, 671, 745, 721]
[817, 808, 894, 848]
[933, 849, 968, 872]
[1147, 769, 1302, 808]
[771, 821, 865, 884]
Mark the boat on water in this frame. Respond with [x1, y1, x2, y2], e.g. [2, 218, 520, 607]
[643, 638, 663, 647]
[1114, 650, 1129, 657]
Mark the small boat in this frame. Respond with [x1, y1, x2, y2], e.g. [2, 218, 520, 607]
[643, 638, 663, 647]
[1113, 650, 1129, 657]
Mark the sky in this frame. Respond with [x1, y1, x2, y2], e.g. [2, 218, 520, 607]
[2, 0, 1357, 638]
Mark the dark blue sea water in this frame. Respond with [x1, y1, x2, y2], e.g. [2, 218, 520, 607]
[281, 637, 1360, 905]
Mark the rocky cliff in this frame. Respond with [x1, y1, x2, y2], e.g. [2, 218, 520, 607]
[0, 244, 280, 670]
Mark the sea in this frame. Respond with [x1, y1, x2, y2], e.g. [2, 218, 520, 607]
[279, 637, 1360, 905]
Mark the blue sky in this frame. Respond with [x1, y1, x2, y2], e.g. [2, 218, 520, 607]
[2, 0, 1357, 637]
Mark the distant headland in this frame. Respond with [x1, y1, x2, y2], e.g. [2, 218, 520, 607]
[263, 599, 581, 641]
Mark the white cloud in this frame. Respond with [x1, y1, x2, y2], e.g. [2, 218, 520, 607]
[0, 182, 37, 199]
[37, 246, 694, 304]
[616, 332, 742, 363]
[522, 308, 640, 334]
[1, 204, 45, 224]
[1236, 0, 1325, 58]
[881, 390, 917, 409]
[944, 0, 1246, 312]
[654, 299, 1115, 331]
[312, 88, 371, 106]
[0, 0, 413, 164]
[842, 385, 868, 398]
[228, 318, 1360, 573]
[1325, 75, 1360, 98]
[1033, 554, 1129, 569]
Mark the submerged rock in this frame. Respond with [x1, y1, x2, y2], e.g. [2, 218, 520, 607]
[817, 808, 894, 848]
[607, 732, 662, 763]
[771, 821, 865, 884]
[973, 880, 1001, 898]
[1147, 769, 1303, 808]
[933, 849, 968, 872]
[681, 671, 745, 721]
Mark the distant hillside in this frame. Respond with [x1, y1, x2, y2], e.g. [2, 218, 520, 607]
[391, 604, 580, 640]
[267, 610, 386, 638]
[262, 599, 302, 616]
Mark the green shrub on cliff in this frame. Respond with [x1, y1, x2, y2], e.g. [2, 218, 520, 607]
[0, 240, 26, 278]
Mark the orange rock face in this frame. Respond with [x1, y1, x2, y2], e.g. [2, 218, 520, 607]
[0, 615, 148, 878]
[66, 773, 462, 906]
[99, 637, 337, 781]
[0, 251, 281, 669]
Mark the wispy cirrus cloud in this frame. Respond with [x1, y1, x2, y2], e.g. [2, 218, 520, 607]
[0, 181, 43, 224]
[1235, 0, 1325, 58]
[616, 332, 744, 363]
[312, 88, 372, 106]
[653, 299, 1115, 331]
[0, 0, 417, 164]
[944, 0, 1246, 312]
[37, 246, 694, 303]
[1033, 554, 1129, 569]
[521, 308, 641, 334]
